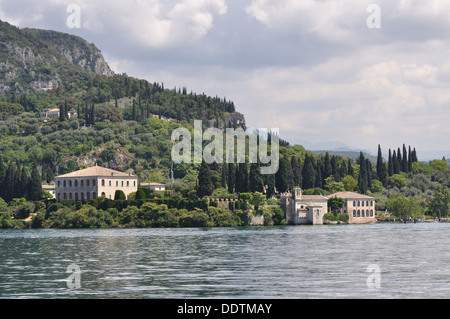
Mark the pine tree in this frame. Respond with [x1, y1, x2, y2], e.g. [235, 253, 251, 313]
[197, 160, 214, 198]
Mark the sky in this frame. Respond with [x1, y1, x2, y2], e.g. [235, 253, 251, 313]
[1, 0, 450, 159]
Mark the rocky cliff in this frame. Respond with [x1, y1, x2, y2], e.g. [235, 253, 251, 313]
[0, 20, 113, 94]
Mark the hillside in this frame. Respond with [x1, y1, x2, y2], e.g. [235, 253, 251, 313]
[0, 20, 112, 94]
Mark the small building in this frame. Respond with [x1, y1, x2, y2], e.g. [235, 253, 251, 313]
[54, 166, 138, 201]
[40, 108, 60, 120]
[281, 188, 328, 225]
[42, 185, 55, 199]
[141, 182, 166, 191]
[328, 191, 376, 224]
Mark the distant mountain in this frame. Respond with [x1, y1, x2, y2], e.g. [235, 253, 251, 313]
[0, 20, 113, 94]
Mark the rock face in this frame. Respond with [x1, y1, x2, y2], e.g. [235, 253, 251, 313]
[0, 20, 113, 94]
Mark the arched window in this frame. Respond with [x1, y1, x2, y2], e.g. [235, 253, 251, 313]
[58, 181, 61, 187]
[81, 180, 84, 187]
[93, 192, 97, 199]
[87, 192, 90, 200]
[75, 193, 79, 201]
[87, 180, 90, 187]
[63, 180, 66, 187]
[362, 201, 365, 207]
[102, 179, 105, 187]
[362, 210, 365, 217]
[93, 180, 96, 186]
[366, 209, 369, 217]
[357, 210, 360, 217]
[69, 193, 73, 200]
[370, 210, 374, 217]
[81, 192, 85, 201]
[101, 192, 106, 198]
[357, 201, 360, 207]
[64, 193, 67, 200]
[69, 180, 72, 187]
[75, 180, 78, 187]
[353, 210, 356, 217]
[353, 201, 356, 206]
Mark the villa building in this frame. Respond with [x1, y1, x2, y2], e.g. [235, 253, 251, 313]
[55, 166, 138, 201]
[281, 188, 328, 225]
[328, 191, 376, 224]
[140, 182, 166, 191]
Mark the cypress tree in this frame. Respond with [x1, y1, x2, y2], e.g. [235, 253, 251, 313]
[324, 152, 332, 179]
[301, 153, 317, 190]
[249, 162, 264, 193]
[408, 146, 412, 173]
[0, 157, 5, 200]
[402, 144, 408, 172]
[347, 159, 354, 177]
[28, 163, 42, 201]
[358, 152, 368, 194]
[275, 156, 289, 193]
[197, 160, 214, 198]
[227, 162, 235, 194]
[388, 149, 394, 176]
[4, 162, 18, 202]
[412, 148, 418, 163]
[376, 145, 387, 185]
[291, 156, 302, 187]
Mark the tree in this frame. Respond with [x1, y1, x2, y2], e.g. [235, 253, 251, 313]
[135, 189, 147, 200]
[275, 156, 289, 193]
[227, 163, 235, 194]
[197, 160, 214, 198]
[387, 196, 422, 220]
[428, 185, 450, 219]
[114, 190, 126, 201]
[342, 175, 357, 191]
[328, 197, 345, 214]
[301, 153, 317, 191]
[376, 145, 387, 185]
[358, 152, 368, 194]
[250, 192, 266, 210]
[249, 162, 264, 193]
[28, 164, 42, 201]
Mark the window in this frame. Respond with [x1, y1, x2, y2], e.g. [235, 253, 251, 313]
[63, 180, 66, 187]
[362, 210, 365, 217]
[81, 180, 84, 187]
[116, 181, 119, 187]
[87, 180, 90, 187]
[69, 180, 72, 187]
[353, 201, 356, 206]
[87, 192, 90, 200]
[75, 193, 79, 201]
[58, 181, 61, 187]
[93, 180, 96, 186]
[362, 201, 365, 207]
[357, 201, 360, 207]
[366, 209, 369, 217]
[69, 193, 73, 200]
[102, 179, 105, 187]
[353, 210, 356, 217]
[133, 181, 136, 187]
[127, 181, 129, 187]
[81, 192, 85, 201]
[109, 181, 112, 186]
[64, 193, 67, 200]
[121, 181, 124, 187]
[75, 180, 78, 187]
[93, 192, 97, 199]
[357, 210, 360, 217]
[370, 210, 374, 217]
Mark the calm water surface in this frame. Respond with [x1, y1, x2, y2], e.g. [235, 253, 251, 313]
[1, 222, 450, 299]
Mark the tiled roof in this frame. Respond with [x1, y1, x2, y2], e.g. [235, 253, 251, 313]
[55, 166, 137, 178]
[328, 192, 375, 200]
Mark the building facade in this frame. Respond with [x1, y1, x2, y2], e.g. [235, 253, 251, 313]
[281, 188, 328, 225]
[328, 191, 376, 224]
[140, 182, 166, 191]
[55, 166, 138, 201]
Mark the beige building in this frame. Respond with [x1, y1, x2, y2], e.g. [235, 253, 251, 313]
[55, 166, 138, 201]
[328, 191, 376, 224]
[281, 188, 328, 225]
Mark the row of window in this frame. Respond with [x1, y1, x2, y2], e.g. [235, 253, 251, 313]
[353, 200, 374, 207]
[58, 192, 97, 201]
[353, 209, 374, 218]
[57, 179, 136, 188]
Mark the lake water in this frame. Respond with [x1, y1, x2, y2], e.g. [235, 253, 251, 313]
[1, 222, 450, 299]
